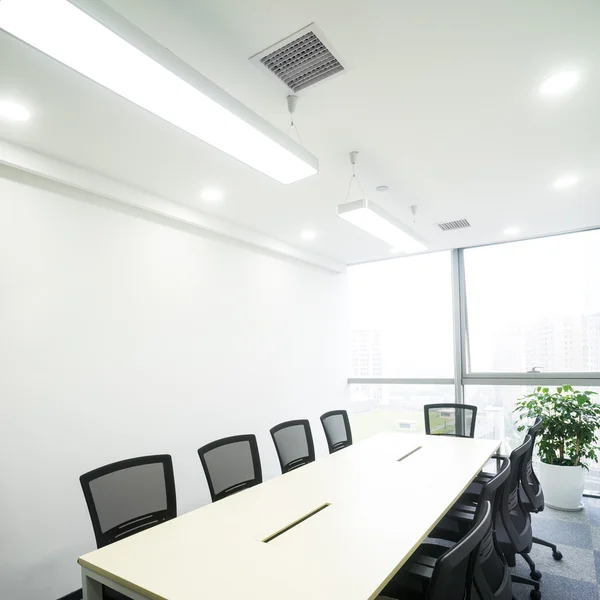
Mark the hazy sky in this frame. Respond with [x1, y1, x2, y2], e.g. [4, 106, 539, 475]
[349, 228, 600, 376]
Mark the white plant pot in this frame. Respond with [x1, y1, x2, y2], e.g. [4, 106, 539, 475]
[538, 461, 586, 511]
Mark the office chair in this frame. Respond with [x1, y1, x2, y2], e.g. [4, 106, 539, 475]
[198, 434, 262, 502]
[379, 501, 493, 600]
[80, 455, 177, 600]
[520, 417, 563, 561]
[495, 435, 541, 599]
[270, 419, 315, 473]
[428, 457, 512, 600]
[80, 454, 177, 549]
[320, 409, 353, 453]
[423, 403, 478, 438]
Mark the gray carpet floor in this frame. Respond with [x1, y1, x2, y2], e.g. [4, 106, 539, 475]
[511, 496, 600, 600]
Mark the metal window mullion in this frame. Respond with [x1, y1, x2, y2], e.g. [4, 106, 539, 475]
[451, 249, 466, 406]
[463, 375, 600, 387]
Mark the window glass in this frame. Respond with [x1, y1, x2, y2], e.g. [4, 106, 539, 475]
[349, 252, 453, 377]
[465, 384, 600, 494]
[464, 229, 600, 373]
[350, 384, 455, 441]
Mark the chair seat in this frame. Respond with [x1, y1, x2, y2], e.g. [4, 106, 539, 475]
[381, 543, 449, 599]
[496, 525, 514, 559]
[378, 589, 427, 600]
[429, 498, 477, 543]
[496, 514, 531, 558]
[380, 573, 427, 600]
[519, 486, 541, 514]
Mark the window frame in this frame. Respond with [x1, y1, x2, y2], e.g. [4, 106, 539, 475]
[348, 226, 600, 496]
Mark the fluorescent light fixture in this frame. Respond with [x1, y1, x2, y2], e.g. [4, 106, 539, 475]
[338, 198, 427, 254]
[300, 230, 316, 241]
[200, 188, 224, 202]
[0, 0, 318, 184]
[553, 174, 579, 190]
[504, 227, 520, 236]
[539, 70, 580, 97]
[0, 100, 30, 122]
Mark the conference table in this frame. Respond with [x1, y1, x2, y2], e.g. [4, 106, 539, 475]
[78, 432, 500, 600]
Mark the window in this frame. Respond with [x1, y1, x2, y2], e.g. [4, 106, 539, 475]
[349, 252, 453, 377]
[350, 384, 455, 441]
[465, 385, 600, 494]
[347, 228, 600, 496]
[464, 229, 600, 373]
[465, 385, 534, 451]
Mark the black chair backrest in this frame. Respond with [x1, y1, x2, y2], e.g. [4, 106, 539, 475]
[472, 459, 513, 600]
[424, 403, 478, 438]
[270, 419, 315, 473]
[320, 410, 353, 453]
[198, 434, 262, 502]
[520, 417, 544, 511]
[428, 501, 492, 600]
[80, 454, 176, 549]
[497, 435, 533, 554]
[475, 457, 511, 523]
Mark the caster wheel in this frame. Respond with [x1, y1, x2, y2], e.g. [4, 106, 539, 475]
[553, 551, 563, 561]
[530, 589, 541, 600]
[531, 570, 542, 581]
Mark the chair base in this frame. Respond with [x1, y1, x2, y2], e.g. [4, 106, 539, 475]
[533, 535, 563, 560]
[512, 573, 541, 599]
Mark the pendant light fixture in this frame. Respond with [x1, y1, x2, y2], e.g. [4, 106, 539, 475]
[0, 0, 318, 184]
[337, 151, 427, 253]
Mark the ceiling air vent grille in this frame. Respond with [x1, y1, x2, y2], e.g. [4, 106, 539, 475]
[251, 24, 345, 92]
[437, 219, 471, 231]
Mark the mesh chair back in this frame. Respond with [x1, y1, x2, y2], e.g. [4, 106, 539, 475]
[320, 410, 352, 454]
[198, 434, 262, 502]
[270, 419, 315, 473]
[80, 455, 176, 549]
[520, 417, 545, 512]
[424, 403, 478, 438]
[472, 458, 513, 600]
[497, 435, 533, 555]
[428, 501, 492, 600]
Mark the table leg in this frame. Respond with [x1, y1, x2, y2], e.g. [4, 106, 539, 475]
[82, 569, 103, 600]
[80, 566, 151, 600]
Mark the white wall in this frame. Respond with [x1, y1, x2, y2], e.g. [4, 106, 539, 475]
[0, 170, 349, 600]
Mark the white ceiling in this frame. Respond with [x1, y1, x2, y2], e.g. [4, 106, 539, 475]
[1, 0, 599, 264]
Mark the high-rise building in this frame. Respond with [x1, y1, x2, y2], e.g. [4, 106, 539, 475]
[584, 313, 600, 372]
[524, 315, 584, 372]
[351, 329, 383, 408]
[351, 329, 382, 377]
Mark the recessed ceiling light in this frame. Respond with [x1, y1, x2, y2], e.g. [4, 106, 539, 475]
[200, 188, 224, 202]
[504, 227, 520, 236]
[0, 0, 318, 184]
[553, 174, 579, 190]
[0, 101, 30, 122]
[539, 70, 580, 97]
[300, 230, 316, 241]
[376, 185, 389, 192]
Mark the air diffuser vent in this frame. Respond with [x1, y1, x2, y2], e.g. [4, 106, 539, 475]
[250, 24, 345, 92]
[437, 219, 471, 231]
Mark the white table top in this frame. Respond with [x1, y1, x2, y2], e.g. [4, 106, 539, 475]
[79, 433, 499, 600]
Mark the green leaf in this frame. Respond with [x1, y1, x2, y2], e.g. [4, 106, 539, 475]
[513, 385, 600, 465]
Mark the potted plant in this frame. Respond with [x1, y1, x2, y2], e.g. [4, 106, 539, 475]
[514, 385, 600, 511]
